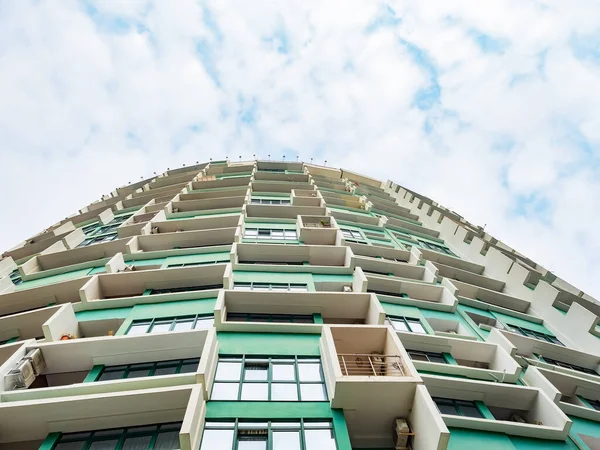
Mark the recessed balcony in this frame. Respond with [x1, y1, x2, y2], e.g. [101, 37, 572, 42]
[215, 290, 384, 333]
[206, 163, 254, 176]
[433, 262, 506, 292]
[320, 325, 421, 447]
[181, 187, 249, 200]
[409, 246, 485, 274]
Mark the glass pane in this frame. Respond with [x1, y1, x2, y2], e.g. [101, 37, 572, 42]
[55, 443, 86, 450]
[271, 383, 298, 401]
[298, 363, 322, 382]
[238, 439, 267, 450]
[127, 323, 150, 335]
[154, 431, 180, 450]
[244, 363, 268, 381]
[408, 320, 426, 334]
[127, 368, 152, 379]
[98, 370, 125, 381]
[194, 317, 214, 329]
[272, 364, 295, 381]
[200, 429, 234, 450]
[154, 366, 178, 376]
[270, 422, 301, 429]
[215, 362, 242, 381]
[173, 320, 194, 331]
[122, 436, 152, 450]
[89, 440, 119, 450]
[458, 404, 483, 418]
[390, 319, 409, 332]
[408, 352, 429, 362]
[179, 363, 198, 373]
[427, 354, 447, 364]
[271, 231, 284, 239]
[211, 383, 239, 400]
[305, 429, 336, 450]
[150, 322, 172, 333]
[241, 383, 268, 400]
[273, 432, 301, 450]
[436, 402, 457, 415]
[300, 384, 327, 401]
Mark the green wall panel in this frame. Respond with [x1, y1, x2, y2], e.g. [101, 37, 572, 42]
[312, 274, 354, 283]
[217, 332, 320, 356]
[206, 402, 333, 419]
[379, 303, 422, 318]
[569, 415, 600, 450]
[76, 307, 132, 322]
[16, 268, 90, 290]
[448, 428, 515, 450]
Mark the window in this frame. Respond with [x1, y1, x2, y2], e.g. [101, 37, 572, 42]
[387, 316, 427, 334]
[243, 228, 298, 241]
[81, 222, 99, 235]
[250, 199, 291, 205]
[211, 356, 327, 401]
[340, 229, 364, 241]
[368, 289, 409, 299]
[108, 214, 133, 225]
[417, 240, 455, 256]
[200, 420, 337, 450]
[542, 357, 598, 376]
[149, 284, 222, 294]
[51, 422, 181, 450]
[585, 398, 600, 411]
[0, 337, 17, 346]
[228, 313, 314, 324]
[126, 315, 213, 335]
[95, 358, 200, 381]
[167, 260, 229, 268]
[407, 350, 447, 364]
[507, 325, 564, 346]
[233, 282, 308, 292]
[9, 269, 22, 286]
[77, 233, 119, 247]
[432, 398, 484, 418]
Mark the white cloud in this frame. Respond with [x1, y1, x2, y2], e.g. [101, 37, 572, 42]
[0, 0, 599, 298]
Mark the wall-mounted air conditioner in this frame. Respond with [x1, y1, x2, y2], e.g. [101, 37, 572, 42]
[3, 348, 46, 391]
[393, 418, 413, 450]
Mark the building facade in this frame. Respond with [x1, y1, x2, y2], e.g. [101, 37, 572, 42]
[0, 159, 598, 450]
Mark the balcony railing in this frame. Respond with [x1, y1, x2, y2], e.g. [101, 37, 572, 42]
[337, 353, 407, 377]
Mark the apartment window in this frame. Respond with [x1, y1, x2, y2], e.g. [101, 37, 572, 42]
[585, 398, 600, 411]
[0, 337, 17, 346]
[417, 240, 455, 256]
[149, 284, 222, 294]
[387, 316, 427, 334]
[244, 228, 298, 241]
[201, 420, 337, 450]
[211, 356, 327, 401]
[432, 398, 484, 418]
[542, 357, 598, 376]
[250, 199, 291, 205]
[507, 325, 564, 346]
[167, 260, 229, 268]
[368, 289, 409, 299]
[77, 233, 118, 247]
[126, 315, 214, 335]
[9, 269, 22, 286]
[95, 358, 200, 381]
[407, 350, 447, 364]
[51, 422, 181, 450]
[228, 313, 314, 324]
[233, 282, 308, 292]
[108, 213, 133, 225]
[341, 229, 364, 241]
[92, 223, 121, 236]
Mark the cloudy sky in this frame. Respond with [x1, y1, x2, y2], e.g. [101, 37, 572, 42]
[0, 0, 599, 298]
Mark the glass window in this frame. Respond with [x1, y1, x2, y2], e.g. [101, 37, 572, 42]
[433, 398, 483, 418]
[241, 383, 268, 400]
[232, 282, 309, 292]
[388, 316, 427, 334]
[126, 315, 213, 335]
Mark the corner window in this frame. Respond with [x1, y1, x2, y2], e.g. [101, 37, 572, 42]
[95, 358, 200, 381]
[51, 422, 181, 450]
[211, 356, 327, 401]
[200, 420, 336, 450]
[388, 316, 427, 334]
[126, 315, 213, 335]
[433, 398, 483, 418]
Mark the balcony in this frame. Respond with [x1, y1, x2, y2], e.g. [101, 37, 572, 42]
[148, 211, 240, 233]
[297, 215, 339, 245]
[366, 276, 457, 310]
[182, 187, 249, 200]
[320, 325, 421, 447]
[291, 189, 323, 207]
[252, 180, 312, 193]
[233, 242, 351, 270]
[215, 290, 384, 333]
[346, 241, 410, 262]
[354, 255, 437, 282]
[168, 195, 246, 217]
[190, 175, 251, 190]
[254, 171, 309, 182]
[453, 279, 531, 313]
[129, 230, 237, 254]
[0, 304, 64, 343]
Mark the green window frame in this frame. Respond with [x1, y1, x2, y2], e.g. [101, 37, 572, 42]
[432, 398, 484, 418]
[541, 356, 597, 376]
[340, 228, 365, 242]
[9, 268, 22, 286]
[200, 419, 337, 450]
[232, 282, 308, 292]
[48, 422, 181, 450]
[126, 314, 214, 335]
[387, 316, 427, 334]
[227, 313, 315, 324]
[250, 198, 291, 205]
[243, 228, 298, 241]
[584, 397, 600, 411]
[211, 356, 327, 402]
[417, 240, 455, 256]
[94, 358, 200, 382]
[407, 350, 447, 364]
[508, 325, 564, 346]
[77, 233, 119, 247]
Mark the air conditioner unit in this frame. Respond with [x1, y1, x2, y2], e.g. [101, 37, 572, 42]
[24, 348, 46, 375]
[393, 419, 412, 450]
[4, 359, 36, 390]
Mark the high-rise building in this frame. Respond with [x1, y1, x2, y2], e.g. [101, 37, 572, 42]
[0, 159, 598, 450]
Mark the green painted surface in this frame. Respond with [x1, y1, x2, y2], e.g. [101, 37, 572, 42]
[448, 428, 578, 450]
[475, 400, 495, 420]
[312, 274, 354, 283]
[84, 365, 103, 382]
[38, 432, 61, 450]
[16, 268, 90, 290]
[217, 332, 321, 356]
[125, 257, 166, 267]
[511, 436, 578, 449]
[164, 252, 230, 266]
[116, 298, 217, 335]
[332, 409, 352, 450]
[420, 309, 480, 339]
[76, 307, 132, 322]
[379, 303, 421, 318]
[206, 401, 333, 418]
[569, 415, 600, 449]
[87, 266, 107, 275]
